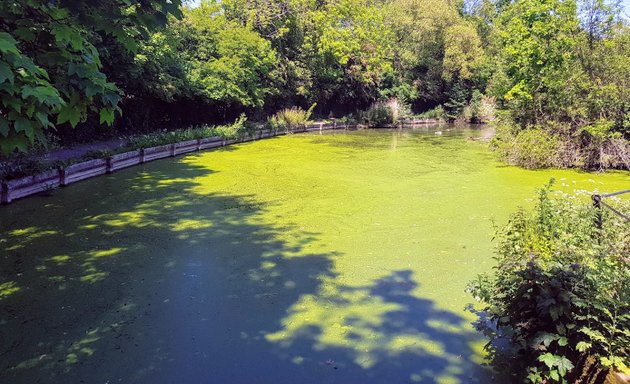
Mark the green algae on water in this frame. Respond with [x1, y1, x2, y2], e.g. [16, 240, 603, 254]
[1, 126, 628, 384]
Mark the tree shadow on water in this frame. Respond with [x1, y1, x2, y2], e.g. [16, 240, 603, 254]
[260, 270, 494, 384]
[0, 157, 493, 384]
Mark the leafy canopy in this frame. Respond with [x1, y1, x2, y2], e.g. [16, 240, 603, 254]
[0, 0, 182, 153]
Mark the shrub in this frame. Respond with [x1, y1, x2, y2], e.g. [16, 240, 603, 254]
[0, 155, 54, 181]
[490, 119, 630, 171]
[266, 105, 316, 132]
[360, 104, 393, 127]
[82, 149, 113, 160]
[511, 128, 560, 168]
[416, 105, 446, 120]
[490, 124, 560, 169]
[214, 114, 249, 139]
[467, 180, 630, 383]
[0, 115, 254, 181]
[127, 114, 248, 148]
[384, 98, 411, 122]
[464, 92, 496, 124]
[443, 82, 468, 121]
[360, 98, 410, 127]
[470, 90, 483, 123]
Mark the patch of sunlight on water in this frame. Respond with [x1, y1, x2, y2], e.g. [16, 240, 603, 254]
[1, 126, 628, 384]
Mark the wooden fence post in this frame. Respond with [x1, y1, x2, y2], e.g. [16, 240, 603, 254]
[1, 182, 8, 204]
[59, 168, 67, 186]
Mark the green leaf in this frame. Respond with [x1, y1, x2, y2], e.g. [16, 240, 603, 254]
[84, 82, 102, 98]
[57, 104, 83, 127]
[576, 341, 591, 352]
[549, 306, 561, 321]
[0, 32, 19, 54]
[538, 352, 557, 369]
[0, 133, 28, 153]
[49, 7, 70, 21]
[557, 336, 568, 347]
[0, 61, 14, 84]
[52, 25, 84, 51]
[21, 85, 62, 105]
[14, 117, 33, 139]
[3, 96, 22, 113]
[14, 27, 36, 42]
[0, 116, 9, 137]
[556, 356, 574, 376]
[101, 92, 121, 107]
[25, 104, 35, 118]
[538, 353, 574, 377]
[15, 56, 43, 77]
[527, 370, 542, 383]
[34, 111, 50, 128]
[99, 107, 115, 125]
[534, 333, 558, 348]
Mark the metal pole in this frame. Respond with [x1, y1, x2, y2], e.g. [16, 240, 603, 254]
[592, 194, 602, 229]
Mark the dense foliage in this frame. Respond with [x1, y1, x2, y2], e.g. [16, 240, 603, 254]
[467, 180, 630, 383]
[0, 0, 182, 152]
[485, 0, 630, 169]
[1, 0, 629, 170]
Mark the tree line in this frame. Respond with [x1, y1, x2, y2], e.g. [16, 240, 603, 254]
[0, 0, 628, 169]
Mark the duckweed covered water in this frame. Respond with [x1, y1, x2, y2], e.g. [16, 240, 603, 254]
[1, 127, 628, 384]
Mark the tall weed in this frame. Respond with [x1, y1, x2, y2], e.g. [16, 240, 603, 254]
[266, 104, 316, 131]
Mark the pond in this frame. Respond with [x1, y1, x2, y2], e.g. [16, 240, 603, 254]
[1, 126, 628, 384]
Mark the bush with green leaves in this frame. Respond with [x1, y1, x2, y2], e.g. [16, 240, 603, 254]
[214, 114, 249, 139]
[442, 81, 468, 122]
[360, 102, 395, 127]
[266, 105, 316, 132]
[1, 114, 253, 180]
[469, 90, 483, 123]
[490, 119, 630, 170]
[128, 114, 248, 148]
[416, 106, 446, 120]
[510, 128, 560, 169]
[467, 180, 630, 383]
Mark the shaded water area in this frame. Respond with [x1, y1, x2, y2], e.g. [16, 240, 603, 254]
[1, 126, 628, 383]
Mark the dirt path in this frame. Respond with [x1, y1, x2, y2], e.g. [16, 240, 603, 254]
[42, 138, 128, 162]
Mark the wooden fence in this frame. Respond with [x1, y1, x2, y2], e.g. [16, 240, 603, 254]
[0, 120, 440, 204]
[0, 122, 358, 204]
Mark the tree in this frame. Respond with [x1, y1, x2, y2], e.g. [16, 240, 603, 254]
[576, 1, 629, 134]
[386, 0, 486, 111]
[491, 0, 583, 125]
[442, 22, 484, 82]
[301, 0, 395, 111]
[182, 1, 278, 109]
[0, 0, 182, 153]
[222, 0, 311, 110]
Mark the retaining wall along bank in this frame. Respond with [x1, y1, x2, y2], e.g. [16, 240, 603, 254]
[0, 119, 440, 204]
[0, 123, 344, 204]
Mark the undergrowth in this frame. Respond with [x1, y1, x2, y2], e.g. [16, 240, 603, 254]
[467, 180, 630, 383]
